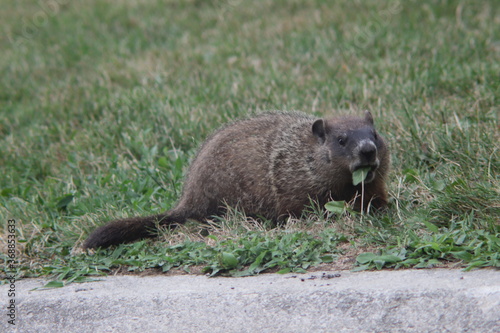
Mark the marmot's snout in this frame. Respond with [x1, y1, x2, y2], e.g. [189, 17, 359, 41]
[359, 141, 377, 164]
[350, 139, 380, 183]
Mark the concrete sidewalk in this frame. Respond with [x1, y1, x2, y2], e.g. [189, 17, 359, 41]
[2, 269, 499, 332]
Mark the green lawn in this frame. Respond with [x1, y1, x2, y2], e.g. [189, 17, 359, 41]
[1, 0, 499, 283]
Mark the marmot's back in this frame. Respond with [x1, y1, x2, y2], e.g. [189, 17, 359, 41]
[179, 112, 318, 219]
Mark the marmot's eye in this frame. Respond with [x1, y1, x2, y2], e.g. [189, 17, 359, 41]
[338, 137, 346, 146]
[373, 132, 378, 140]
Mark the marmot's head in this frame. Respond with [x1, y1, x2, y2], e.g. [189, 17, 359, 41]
[312, 111, 388, 184]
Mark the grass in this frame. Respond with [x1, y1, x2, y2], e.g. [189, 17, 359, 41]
[1, 0, 499, 285]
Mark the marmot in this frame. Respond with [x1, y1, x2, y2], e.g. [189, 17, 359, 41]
[83, 111, 389, 249]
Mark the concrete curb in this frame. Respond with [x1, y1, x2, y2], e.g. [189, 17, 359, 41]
[2, 269, 499, 332]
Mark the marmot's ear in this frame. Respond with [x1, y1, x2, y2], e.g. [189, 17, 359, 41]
[364, 110, 374, 125]
[312, 119, 327, 143]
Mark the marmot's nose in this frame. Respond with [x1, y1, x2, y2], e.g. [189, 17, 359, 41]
[359, 143, 377, 164]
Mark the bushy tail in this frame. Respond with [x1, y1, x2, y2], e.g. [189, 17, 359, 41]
[83, 213, 181, 249]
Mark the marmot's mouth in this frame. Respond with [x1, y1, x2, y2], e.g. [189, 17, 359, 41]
[351, 161, 379, 184]
[364, 170, 375, 183]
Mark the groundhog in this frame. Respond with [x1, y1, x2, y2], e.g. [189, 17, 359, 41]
[83, 111, 389, 249]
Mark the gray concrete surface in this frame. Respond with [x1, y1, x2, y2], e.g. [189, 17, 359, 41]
[1, 269, 499, 333]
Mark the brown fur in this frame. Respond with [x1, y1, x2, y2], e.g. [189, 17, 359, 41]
[83, 111, 389, 249]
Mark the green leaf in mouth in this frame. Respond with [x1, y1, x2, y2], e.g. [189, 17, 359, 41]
[352, 167, 371, 186]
